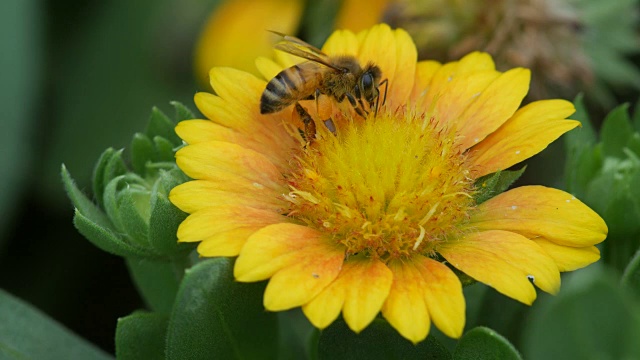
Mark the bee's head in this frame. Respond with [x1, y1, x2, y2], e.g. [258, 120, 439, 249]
[360, 64, 382, 104]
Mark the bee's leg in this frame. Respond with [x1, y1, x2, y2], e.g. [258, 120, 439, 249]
[346, 92, 368, 118]
[295, 103, 316, 144]
[373, 79, 389, 117]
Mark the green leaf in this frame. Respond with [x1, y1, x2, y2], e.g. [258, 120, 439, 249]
[474, 167, 526, 204]
[601, 103, 633, 158]
[91, 148, 118, 209]
[126, 258, 182, 314]
[62, 164, 115, 231]
[453, 327, 522, 360]
[567, 94, 597, 149]
[565, 94, 600, 194]
[567, 145, 602, 198]
[171, 101, 196, 123]
[317, 318, 452, 360]
[0, 289, 112, 360]
[130, 133, 155, 175]
[116, 311, 168, 360]
[154, 136, 176, 163]
[632, 98, 640, 133]
[522, 267, 640, 360]
[102, 148, 128, 193]
[148, 170, 191, 256]
[622, 248, 640, 294]
[74, 210, 153, 258]
[166, 258, 279, 360]
[300, 0, 342, 47]
[116, 185, 151, 247]
[147, 106, 180, 146]
[471, 287, 528, 348]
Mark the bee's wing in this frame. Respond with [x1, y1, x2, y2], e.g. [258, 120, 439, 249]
[269, 31, 342, 71]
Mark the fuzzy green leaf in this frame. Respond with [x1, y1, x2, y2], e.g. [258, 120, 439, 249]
[622, 248, 640, 295]
[148, 170, 191, 256]
[453, 327, 522, 360]
[317, 318, 452, 360]
[165, 258, 279, 360]
[146, 107, 177, 145]
[154, 136, 176, 163]
[74, 210, 153, 258]
[601, 103, 633, 158]
[102, 148, 128, 192]
[91, 148, 118, 209]
[523, 268, 640, 359]
[171, 101, 195, 124]
[126, 258, 183, 314]
[62, 164, 114, 231]
[130, 133, 155, 175]
[116, 311, 168, 360]
[474, 167, 526, 204]
[0, 289, 112, 360]
[117, 185, 151, 247]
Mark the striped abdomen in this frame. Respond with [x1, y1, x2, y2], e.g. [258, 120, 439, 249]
[260, 62, 323, 114]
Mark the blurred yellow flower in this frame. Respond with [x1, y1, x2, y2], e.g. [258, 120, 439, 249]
[193, 0, 303, 85]
[172, 24, 607, 343]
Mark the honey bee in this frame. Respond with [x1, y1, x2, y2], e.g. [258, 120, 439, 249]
[260, 32, 388, 122]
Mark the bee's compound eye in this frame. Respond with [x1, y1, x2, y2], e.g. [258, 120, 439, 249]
[361, 73, 374, 89]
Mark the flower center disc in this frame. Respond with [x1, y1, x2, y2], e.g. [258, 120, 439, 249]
[285, 112, 476, 261]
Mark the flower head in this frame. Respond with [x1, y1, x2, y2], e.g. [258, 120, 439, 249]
[170, 24, 607, 343]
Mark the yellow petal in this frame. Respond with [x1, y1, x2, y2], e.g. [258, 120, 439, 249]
[209, 67, 266, 111]
[302, 257, 393, 332]
[382, 259, 431, 344]
[535, 240, 601, 272]
[175, 141, 282, 188]
[169, 179, 285, 214]
[255, 56, 283, 82]
[322, 29, 359, 57]
[471, 185, 608, 247]
[439, 230, 561, 304]
[469, 100, 579, 177]
[177, 206, 285, 244]
[193, 0, 302, 84]
[456, 52, 496, 74]
[334, 0, 389, 32]
[456, 68, 531, 150]
[418, 257, 465, 339]
[175, 119, 235, 145]
[196, 228, 262, 257]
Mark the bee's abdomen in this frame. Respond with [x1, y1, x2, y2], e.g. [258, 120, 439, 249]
[260, 65, 308, 114]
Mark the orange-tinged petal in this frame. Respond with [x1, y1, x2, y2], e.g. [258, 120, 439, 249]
[382, 259, 431, 343]
[334, 0, 388, 32]
[169, 180, 285, 214]
[469, 100, 579, 177]
[175, 141, 282, 187]
[177, 206, 285, 243]
[235, 224, 344, 310]
[302, 257, 393, 332]
[194, 0, 302, 84]
[358, 24, 397, 101]
[410, 60, 441, 101]
[470, 186, 608, 247]
[456, 68, 531, 150]
[535, 240, 600, 272]
[386, 28, 417, 109]
[234, 223, 344, 281]
[439, 230, 560, 304]
[322, 29, 359, 57]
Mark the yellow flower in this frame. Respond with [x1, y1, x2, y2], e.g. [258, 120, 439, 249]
[193, 0, 303, 85]
[171, 24, 607, 343]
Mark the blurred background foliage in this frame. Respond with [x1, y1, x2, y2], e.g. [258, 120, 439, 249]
[1, 0, 640, 357]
